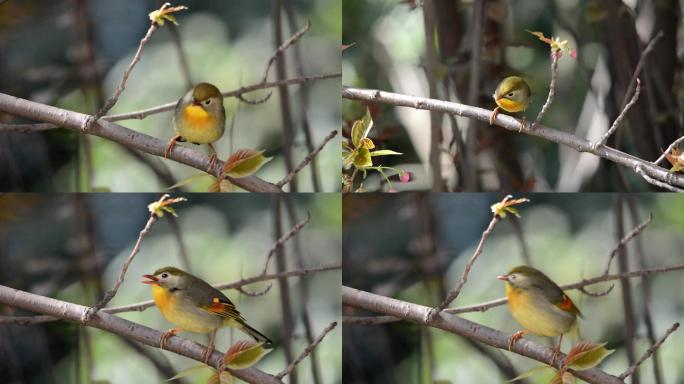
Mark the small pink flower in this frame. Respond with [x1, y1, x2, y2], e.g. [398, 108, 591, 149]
[400, 171, 412, 183]
[388, 188, 398, 193]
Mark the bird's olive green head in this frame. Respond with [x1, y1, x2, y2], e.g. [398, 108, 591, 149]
[142, 266, 190, 290]
[177, 82, 224, 116]
[493, 76, 531, 105]
[192, 82, 222, 102]
[496, 265, 547, 289]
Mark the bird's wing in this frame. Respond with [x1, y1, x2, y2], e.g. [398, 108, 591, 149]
[533, 275, 583, 317]
[184, 278, 245, 321]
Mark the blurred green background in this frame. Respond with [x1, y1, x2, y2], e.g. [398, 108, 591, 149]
[342, 0, 682, 191]
[0, 193, 341, 383]
[342, 193, 684, 383]
[0, 0, 341, 192]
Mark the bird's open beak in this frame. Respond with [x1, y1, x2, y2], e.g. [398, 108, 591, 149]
[496, 274, 509, 281]
[142, 274, 158, 285]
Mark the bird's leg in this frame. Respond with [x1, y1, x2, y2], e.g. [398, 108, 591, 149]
[159, 327, 182, 350]
[507, 329, 530, 351]
[203, 329, 218, 365]
[551, 333, 564, 366]
[164, 135, 182, 158]
[207, 143, 219, 173]
[518, 115, 527, 133]
[489, 106, 500, 125]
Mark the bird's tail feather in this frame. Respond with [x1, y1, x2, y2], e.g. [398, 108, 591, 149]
[239, 321, 273, 348]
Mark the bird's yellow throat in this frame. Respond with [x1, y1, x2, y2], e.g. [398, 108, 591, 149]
[182, 104, 215, 129]
[151, 284, 173, 311]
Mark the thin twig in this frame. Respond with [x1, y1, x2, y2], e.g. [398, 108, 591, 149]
[275, 321, 338, 380]
[621, 31, 663, 112]
[593, 79, 641, 149]
[654, 135, 684, 165]
[532, 49, 559, 128]
[96, 73, 340, 122]
[83, 3, 179, 130]
[261, 212, 311, 276]
[261, 20, 311, 83]
[618, 322, 680, 380]
[82, 194, 179, 322]
[424, 196, 510, 322]
[0, 73, 341, 132]
[602, 212, 653, 275]
[237, 211, 310, 297]
[276, 130, 338, 188]
[634, 164, 684, 192]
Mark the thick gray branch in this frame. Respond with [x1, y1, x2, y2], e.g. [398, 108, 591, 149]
[341, 86, 684, 190]
[0, 285, 281, 384]
[0, 92, 279, 192]
[342, 286, 622, 384]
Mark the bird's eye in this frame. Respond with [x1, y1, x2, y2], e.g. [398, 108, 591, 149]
[161, 273, 168, 279]
[509, 274, 516, 280]
[204, 99, 211, 106]
[507, 92, 514, 97]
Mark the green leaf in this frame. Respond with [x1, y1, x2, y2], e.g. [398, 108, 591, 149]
[223, 341, 272, 370]
[147, 196, 187, 217]
[167, 364, 208, 381]
[351, 108, 373, 148]
[222, 149, 272, 178]
[509, 366, 554, 382]
[370, 149, 403, 157]
[148, 4, 188, 26]
[167, 173, 211, 190]
[352, 147, 372, 169]
[565, 342, 614, 371]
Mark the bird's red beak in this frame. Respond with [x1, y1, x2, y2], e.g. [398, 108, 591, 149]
[142, 274, 158, 285]
[496, 274, 510, 282]
[192, 99, 201, 106]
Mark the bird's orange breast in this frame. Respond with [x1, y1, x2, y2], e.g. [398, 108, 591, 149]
[495, 98, 527, 113]
[182, 105, 215, 129]
[151, 284, 174, 313]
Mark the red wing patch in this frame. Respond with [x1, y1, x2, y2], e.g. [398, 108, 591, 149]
[203, 297, 242, 319]
[558, 294, 576, 312]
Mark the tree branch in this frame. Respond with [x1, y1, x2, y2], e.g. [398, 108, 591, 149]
[342, 286, 622, 384]
[0, 285, 281, 384]
[341, 86, 684, 190]
[425, 201, 502, 321]
[275, 321, 337, 380]
[0, 92, 280, 192]
[276, 130, 338, 188]
[342, 264, 684, 323]
[618, 322, 679, 380]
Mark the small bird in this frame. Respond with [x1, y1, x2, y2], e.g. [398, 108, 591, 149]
[164, 82, 226, 172]
[497, 265, 582, 363]
[489, 76, 531, 132]
[142, 266, 272, 363]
